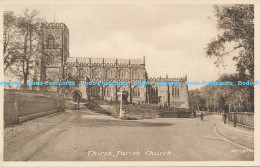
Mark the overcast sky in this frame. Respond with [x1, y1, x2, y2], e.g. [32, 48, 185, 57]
[4, 2, 238, 89]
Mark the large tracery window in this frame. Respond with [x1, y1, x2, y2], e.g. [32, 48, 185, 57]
[105, 86, 112, 96]
[92, 68, 101, 78]
[106, 69, 115, 78]
[79, 68, 84, 78]
[151, 86, 158, 96]
[133, 70, 143, 79]
[47, 35, 55, 49]
[72, 67, 77, 77]
[66, 68, 72, 78]
[91, 85, 100, 96]
[133, 70, 139, 79]
[119, 69, 127, 79]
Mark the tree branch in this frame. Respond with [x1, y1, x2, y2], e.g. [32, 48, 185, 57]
[218, 45, 242, 57]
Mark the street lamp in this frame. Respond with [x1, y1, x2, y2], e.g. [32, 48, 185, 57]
[117, 89, 126, 118]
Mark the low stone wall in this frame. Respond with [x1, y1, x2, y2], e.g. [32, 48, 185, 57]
[159, 111, 190, 118]
[18, 110, 58, 123]
[4, 89, 63, 127]
[116, 105, 190, 119]
[116, 107, 159, 119]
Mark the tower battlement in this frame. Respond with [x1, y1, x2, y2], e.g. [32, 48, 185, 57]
[41, 22, 69, 32]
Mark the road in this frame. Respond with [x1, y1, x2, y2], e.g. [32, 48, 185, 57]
[4, 108, 254, 161]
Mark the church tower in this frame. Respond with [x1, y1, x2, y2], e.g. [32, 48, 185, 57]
[40, 22, 69, 82]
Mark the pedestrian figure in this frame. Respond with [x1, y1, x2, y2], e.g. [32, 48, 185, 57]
[200, 112, 204, 121]
[224, 112, 228, 124]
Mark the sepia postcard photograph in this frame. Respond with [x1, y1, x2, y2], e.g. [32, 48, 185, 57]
[0, 0, 260, 166]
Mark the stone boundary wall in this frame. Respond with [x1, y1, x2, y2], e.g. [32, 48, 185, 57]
[4, 89, 62, 127]
[116, 105, 190, 118]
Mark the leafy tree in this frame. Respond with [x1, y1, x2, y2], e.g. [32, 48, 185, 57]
[3, 11, 19, 72]
[206, 4, 254, 79]
[205, 5, 254, 112]
[197, 74, 254, 112]
[189, 89, 206, 111]
[3, 9, 45, 89]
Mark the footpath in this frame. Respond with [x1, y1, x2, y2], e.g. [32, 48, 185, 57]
[215, 119, 254, 150]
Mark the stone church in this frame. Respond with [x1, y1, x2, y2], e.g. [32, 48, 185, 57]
[39, 22, 189, 108]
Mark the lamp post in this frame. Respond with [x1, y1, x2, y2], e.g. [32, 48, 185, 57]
[117, 89, 126, 118]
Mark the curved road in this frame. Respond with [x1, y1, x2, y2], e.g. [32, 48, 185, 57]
[4, 108, 253, 161]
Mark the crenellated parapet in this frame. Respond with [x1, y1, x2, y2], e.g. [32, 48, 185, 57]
[65, 57, 145, 68]
[41, 22, 69, 32]
[148, 76, 187, 82]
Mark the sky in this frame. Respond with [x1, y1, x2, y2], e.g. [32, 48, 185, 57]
[4, 2, 238, 89]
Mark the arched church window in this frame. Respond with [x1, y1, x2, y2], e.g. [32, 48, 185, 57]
[79, 69, 84, 78]
[119, 69, 127, 79]
[105, 86, 112, 96]
[91, 86, 100, 96]
[72, 68, 77, 77]
[133, 70, 138, 79]
[133, 70, 143, 79]
[92, 68, 101, 78]
[107, 69, 114, 78]
[47, 35, 55, 49]
[66, 68, 72, 78]
[151, 86, 158, 96]
[133, 86, 140, 97]
[172, 85, 180, 96]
